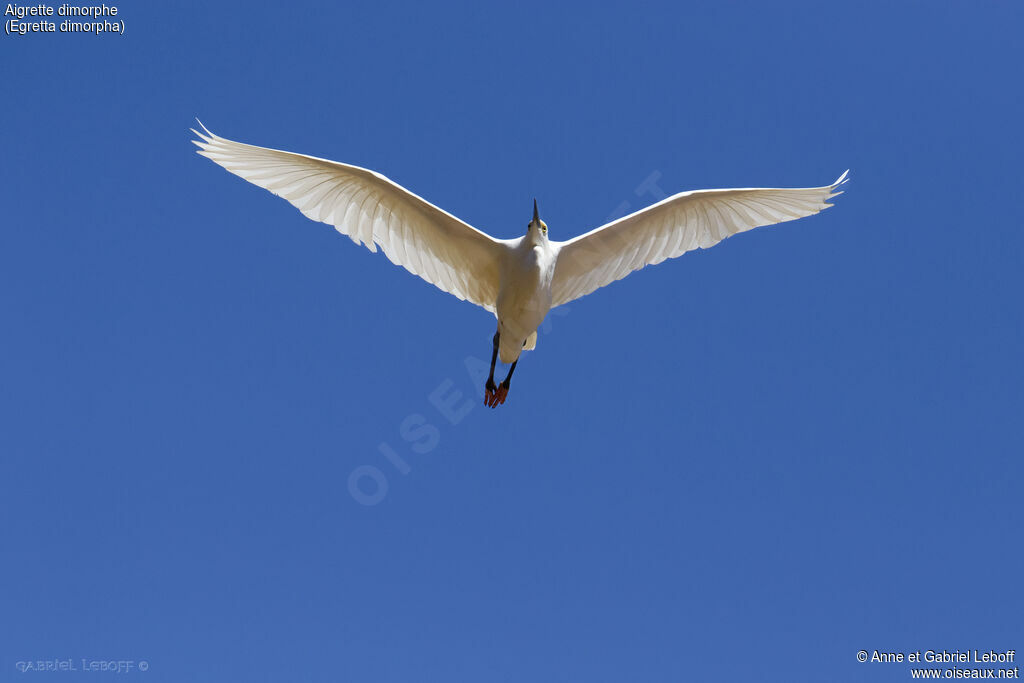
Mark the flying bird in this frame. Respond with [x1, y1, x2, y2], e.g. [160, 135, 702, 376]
[192, 123, 848, 408]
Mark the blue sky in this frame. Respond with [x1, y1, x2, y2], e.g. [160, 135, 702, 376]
[2, 1, 1022, 681]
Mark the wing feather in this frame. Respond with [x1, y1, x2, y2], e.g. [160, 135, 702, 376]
[192, 123, 503, 311]
[550, 172, 849, 307]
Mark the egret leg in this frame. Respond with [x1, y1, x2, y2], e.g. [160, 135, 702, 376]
[492, 359, 517, 406]
[484, 331, 500, 407]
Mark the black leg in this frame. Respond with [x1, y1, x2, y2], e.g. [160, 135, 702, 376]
[501, 360, 518, 389]
[490, 357, 518, 407]
[484, 331, 499, 407]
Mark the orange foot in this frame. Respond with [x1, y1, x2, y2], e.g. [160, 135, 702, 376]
[484, 381, 510, 408]
[492, 383, 509, 407]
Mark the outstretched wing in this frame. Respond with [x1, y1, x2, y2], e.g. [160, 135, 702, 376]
[192, 123, 503, 311]
[550, 172, 849, 307]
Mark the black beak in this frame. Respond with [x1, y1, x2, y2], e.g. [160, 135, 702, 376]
[533, 198, 540, 223]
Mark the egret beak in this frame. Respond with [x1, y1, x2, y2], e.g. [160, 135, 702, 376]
[533, 199, 540, 224]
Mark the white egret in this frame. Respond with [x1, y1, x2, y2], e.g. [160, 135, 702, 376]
[192, 123, 848, 408]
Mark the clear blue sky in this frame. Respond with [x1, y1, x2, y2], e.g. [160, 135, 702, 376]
[3, 2, 1022, 681]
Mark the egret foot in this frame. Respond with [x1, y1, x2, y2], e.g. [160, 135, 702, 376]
[492, 381, 510, 407]
[484, 378, 499, 407]
[483, 331, 517, 409]
[488, 359, 518, 408]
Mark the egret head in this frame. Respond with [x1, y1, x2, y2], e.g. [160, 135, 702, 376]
[528, 198, 548, 239]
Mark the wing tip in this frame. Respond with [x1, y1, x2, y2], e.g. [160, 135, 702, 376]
[194, 118, 214, 138]
[824, 170, 850, 202]
[191, 118, 217, 155]
[190, 118, 218, 152]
